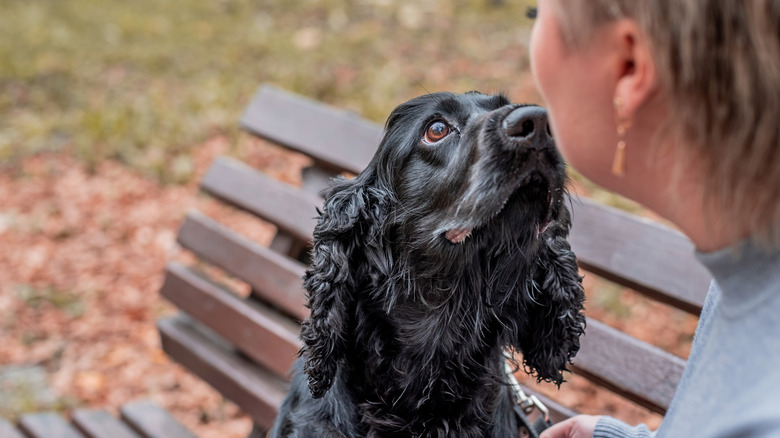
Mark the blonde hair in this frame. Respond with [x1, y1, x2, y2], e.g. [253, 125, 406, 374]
[550, 0, 780, 246]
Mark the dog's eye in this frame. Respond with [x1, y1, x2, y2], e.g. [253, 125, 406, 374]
[424, 121, 451, 144]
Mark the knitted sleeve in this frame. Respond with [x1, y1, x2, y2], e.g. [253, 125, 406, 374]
[593, 417, 656, 438]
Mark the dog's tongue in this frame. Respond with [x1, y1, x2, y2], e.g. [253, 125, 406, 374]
[445, 228, 472, 244]
[536, 190, 555, 236]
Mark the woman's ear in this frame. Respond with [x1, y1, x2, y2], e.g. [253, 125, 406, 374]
[612, 19, 660, 119]
[299, 172, 387, 398]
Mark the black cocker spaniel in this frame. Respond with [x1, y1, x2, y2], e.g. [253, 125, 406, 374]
[269, 91, 586, 438]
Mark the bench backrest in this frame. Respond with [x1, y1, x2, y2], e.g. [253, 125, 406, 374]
[158, 85, 712, 431]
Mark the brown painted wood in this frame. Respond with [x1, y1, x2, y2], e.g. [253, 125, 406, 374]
[269, 233, 311, 262]
[18, 413, 85, 438]
[300, 165, 339, 195]
[160, 262, 303, 378]
[572, 318, 686, 414]
[201, 156, 320, 244]
[158, 316, 287, 431]
[72, 409, 142, 438]
[119, 401, 196, 438]
[569, 198, 711, 315]
[176, 210, 308, 321]
[267, 232, 299, 256]
[0, 418, 26, 438]
[240, 84, 382, 175]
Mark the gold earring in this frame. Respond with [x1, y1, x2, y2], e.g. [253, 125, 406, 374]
[612, 97, 633, 176]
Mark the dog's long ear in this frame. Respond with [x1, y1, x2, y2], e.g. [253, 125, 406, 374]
[299, 171, 388, 398]
[517, 207, 586, 386]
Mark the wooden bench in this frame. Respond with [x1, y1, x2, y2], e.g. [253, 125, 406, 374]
[157, 84, 713, 435]
[0, 400, 196, 438]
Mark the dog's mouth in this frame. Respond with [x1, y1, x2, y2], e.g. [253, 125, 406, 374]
[444, 173, 556, 244]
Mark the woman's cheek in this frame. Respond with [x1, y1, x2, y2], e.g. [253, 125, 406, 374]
[530, 16, 554, 105]
[547, 111, 579, 167]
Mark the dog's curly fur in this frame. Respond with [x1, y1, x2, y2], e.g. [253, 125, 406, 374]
[269, 91, 586, 438]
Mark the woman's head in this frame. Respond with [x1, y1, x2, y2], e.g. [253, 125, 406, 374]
[530, 0, 780, 248]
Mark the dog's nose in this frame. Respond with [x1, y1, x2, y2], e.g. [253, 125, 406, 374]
[502, 106, 551, 147]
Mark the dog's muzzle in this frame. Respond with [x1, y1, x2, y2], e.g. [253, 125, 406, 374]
[501, 105, 552, 151]
[444, 105, 558, 245]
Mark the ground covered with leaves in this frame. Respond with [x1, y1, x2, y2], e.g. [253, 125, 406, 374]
[0, 136, 314, 436]
[1, 0, 699, 436]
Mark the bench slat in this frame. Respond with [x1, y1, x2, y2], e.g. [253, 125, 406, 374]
[119, 401, 196, 438]
[160, 262, 303, 379]
[18, 413, 85, 438]
[177, 211, 308, 321]
[572, 318, 686, 414]
[158, 316, 287, 431]
[201, 156, 320, 244]
[570, 199, 711, 314]
[0, 419, 26, 438]
[72, 409, 142, 438]
[241, 84, 382, 175]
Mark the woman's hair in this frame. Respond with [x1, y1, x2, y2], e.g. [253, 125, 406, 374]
[549, 0, 780, 246]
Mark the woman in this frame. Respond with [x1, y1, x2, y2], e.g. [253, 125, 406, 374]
[528, 1, 780, 437]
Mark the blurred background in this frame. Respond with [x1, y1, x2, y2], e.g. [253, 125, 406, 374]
[0, 1, 698, 437]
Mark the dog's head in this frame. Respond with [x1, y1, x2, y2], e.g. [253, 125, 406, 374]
[377, 92, 569, 270]
[301, 92, 585, 398]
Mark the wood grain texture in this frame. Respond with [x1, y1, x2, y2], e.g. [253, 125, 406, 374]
[201, 156, 320, 244]
[569, 198, 711, 314]
[72, 409, 142, 438]
[572, 318, 686, 414]
[119, 401, 197, 438]
[158, 315, 288, 431]
[240, 84, 382, 175]
[176, 210, 308, 320]
[160, 262, 302, 378]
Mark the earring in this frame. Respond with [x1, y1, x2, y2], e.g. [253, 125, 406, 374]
[612, 97, 633, 176]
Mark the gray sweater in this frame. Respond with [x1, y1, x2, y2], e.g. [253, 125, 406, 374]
[595, 241, 780, 438]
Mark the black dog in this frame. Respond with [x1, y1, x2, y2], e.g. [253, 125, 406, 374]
[269, 92, 585, 438]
